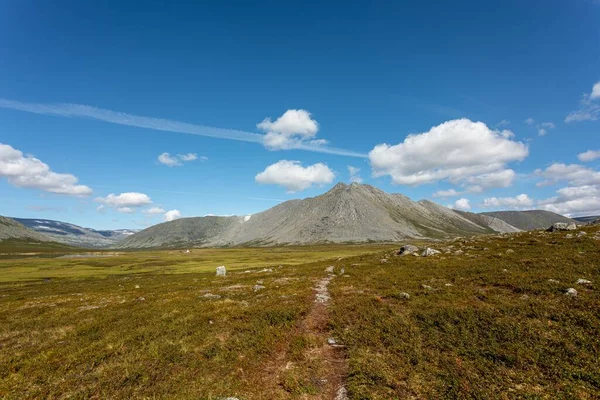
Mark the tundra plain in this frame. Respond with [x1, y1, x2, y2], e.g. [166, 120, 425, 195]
[1, 227, 599, 399]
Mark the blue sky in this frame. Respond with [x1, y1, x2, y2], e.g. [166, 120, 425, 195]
[1, 0, 599, 229]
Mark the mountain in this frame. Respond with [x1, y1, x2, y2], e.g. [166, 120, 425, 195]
[12, 218, 139, 248]
[0, 216, 54, 242]
[116, 183, 521, 249]
[572, 215, 600, 224]
[479, 210, 577, 231]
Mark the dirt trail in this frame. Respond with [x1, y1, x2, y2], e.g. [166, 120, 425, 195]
[261, 266, 349, 399]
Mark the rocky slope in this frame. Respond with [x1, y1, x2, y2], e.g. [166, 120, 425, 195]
[0, 216, 54, 242]
[479, 210, 577, 231]
[116, 183, 521, 249]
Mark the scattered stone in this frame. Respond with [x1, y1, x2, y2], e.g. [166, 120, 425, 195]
[445, 283, 453, 287]
[502, 269, 509, 273]
[216, 266, 226, 277]
[547, 222, 577, 232]
[325, 266, 334, 273]
[209, 320, 214, 324]
[335, 386, 349, 400]
[327, 337, 337, 345]
[454, 249, 464, 255]
[565, 288, 578, 297]
[576, 278, 592, 285]
[506, 249, 514, 254]
[422, 284, 433, 290]
[520, 294, 529, 300]
[548, 279, 560, 284]
[339, 268, 345, 275]
[134, 285, 140, 289]
[397, 244, 419, 256]
[421, 248, 441, 257]
[253, 285, 266, 292]
[380, 258, 388, 264]
[577, 231, 587, 237]
[566, 234, 573, 239]
[136, 297, 145, 301]
[259, 268, 273, 273]
[256, 280, 263, 285]
[203, 293, 222, 300]
[398, 292, 410, 299]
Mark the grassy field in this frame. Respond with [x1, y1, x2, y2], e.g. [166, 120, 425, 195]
[0, 228, 599, 399]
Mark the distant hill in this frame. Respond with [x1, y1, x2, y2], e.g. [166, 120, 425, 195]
[116, 183, 520, 249]
[572, 215, 600, 224]
[479, 210, 576, 231]
[0, 216, 54, 242]
[12, 218, 138, 248]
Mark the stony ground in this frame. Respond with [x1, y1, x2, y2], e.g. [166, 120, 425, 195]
[1, 227, 599, 399]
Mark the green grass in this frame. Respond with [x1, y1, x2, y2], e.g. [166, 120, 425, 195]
[0, 230, 599, 399]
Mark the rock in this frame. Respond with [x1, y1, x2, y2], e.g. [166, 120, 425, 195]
[577, 231, 587, 237]
[327, 337, 337, 345]
[547, 222, 577, 232]
[380, 258, 388, 263]
[134, 285, 140, 289]
[325, 266, 334, 273]
[398, 292, 410, 299]
[216, 266, 226, 276]
[335, 387, 349, 400]
[421, 248, 441, 257]
[576, 278, 592, 285]
[136, 297, 145, 301]
[397, 244, 419, 256]
[565, 288, 578, 297]
[548, 279, 560, 284]
[422, 284, 433, 290]
[253, 285, 266, 292]
[256, 280, 263, 284]
[445, 283, 453, 287]
[339, 268, 345, 275]
[506, 249, 514, 254]
[454, 249, 464, 255]
[565, 234, 573, 239]
[203, 293, 222, 299]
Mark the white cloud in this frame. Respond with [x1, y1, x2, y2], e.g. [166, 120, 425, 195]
[566, 82, 600, 122]
[164, 209, 182, 221]
[496, 120, 510, 127]
[578, 150, 600, 162]
[464, 169, 516, 192]
[537, 122, 555, 136]
[591, 81, 600, 100]
[483, 194, 534, 209]
[258, 109, 323, 150]
[525, 118, 535, 125]
[0, 98, 366, 158]
[0, 143, 92, 196]
[369, 119, 528, 187]
[97, 204, 105, 213]
[158, 152, 202, 167]
[143, 206, 166, 215]
[452, 198, 471, 210]
[255, 160, 335, 192]
[96, 192, 152, 213]
[348, 166, 363, 183]
[538, 185, 600, 217]
[178, 153, 197, 161]
[433, 188, 462, 198]
[158, 152, 181, 167]
[535, 163, 600, 186]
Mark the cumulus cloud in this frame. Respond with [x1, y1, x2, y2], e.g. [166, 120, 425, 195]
[258, 109, 325, 150]
[525, 118, 535, 125]
[348, 166, 363, 183]
[578, 150, 600, 162]
[96, 192, 152, 213]
[0, 143, 92, 196]
[464, 169, 516, 192]
[158, 152, 202, 167]
[433, 188, 462, 198]
[255, 160, 335, 192]
[143, 206, 166, 215]
[535, 163, 600, 186]
[483, 194, 534, 209]
[565, 81, 600, 122]
[452, 198, 471, 210]
[538, 185, 600, 217]
[164, 209, 182, 221]
[537, 122, 555, 136]
[369, 119, 528, 187]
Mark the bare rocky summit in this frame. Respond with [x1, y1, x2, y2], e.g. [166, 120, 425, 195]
[116, 183, 523, 249]
[480, 210, 577, 231]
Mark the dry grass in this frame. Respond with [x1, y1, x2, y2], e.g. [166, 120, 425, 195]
[1, 229, 599, 399]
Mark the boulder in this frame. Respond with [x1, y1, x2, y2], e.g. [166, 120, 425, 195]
[506, 249, 514, 254]
[397, 244, 419, 256]
[565, 288, 578, 297]
[216, 266, 226, 277]
[253, 285, 266, 291]
[547, 222, 577, 232]
[421, 248, 441, 257]
[398, 292, 410, 299]
[576, 278, 592, 285]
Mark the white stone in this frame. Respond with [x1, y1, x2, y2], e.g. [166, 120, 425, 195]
[253, 285, 266, 291]
[565, 288, 578, 297]
[576, 278, 592, 285]
[421, 248, 441, 257]
[216, 266, 226, 276]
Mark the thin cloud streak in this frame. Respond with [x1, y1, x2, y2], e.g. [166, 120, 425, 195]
[0, 98, 367, 158]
